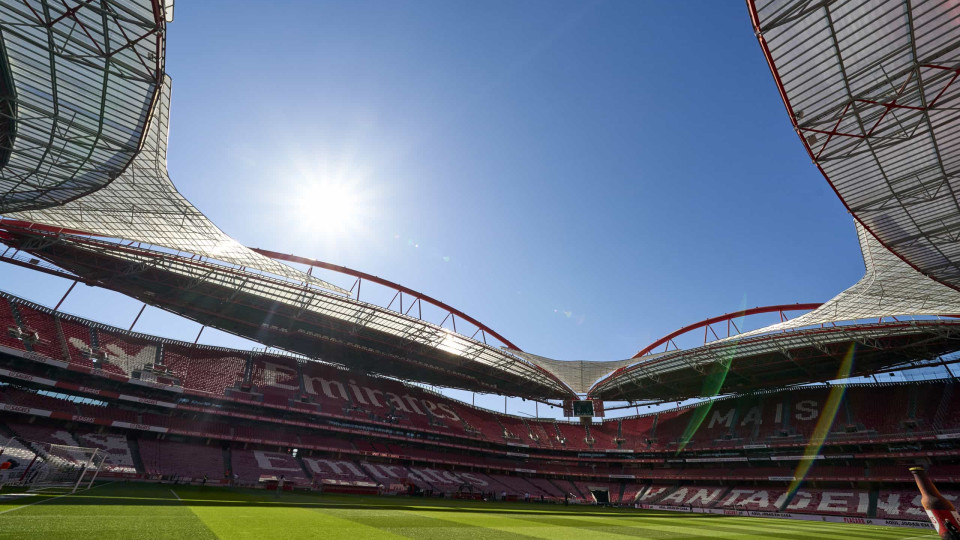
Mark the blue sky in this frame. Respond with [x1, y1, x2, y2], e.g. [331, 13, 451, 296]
[1, 1, 868, 416]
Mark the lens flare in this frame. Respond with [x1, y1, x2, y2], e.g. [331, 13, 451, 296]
[675, 357, 733, 454]
[672, 303, 751, 453]
[786, 343, 856, 498]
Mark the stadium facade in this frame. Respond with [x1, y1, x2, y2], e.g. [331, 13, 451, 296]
[0, 0, 959, 528]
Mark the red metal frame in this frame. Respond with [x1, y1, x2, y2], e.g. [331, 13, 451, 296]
[746, 0, 960, 294]
[632, 303, 821, 359]
[250, 248, 521, 351]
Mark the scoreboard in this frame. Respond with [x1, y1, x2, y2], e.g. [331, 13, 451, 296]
[563, 399, 604, 418]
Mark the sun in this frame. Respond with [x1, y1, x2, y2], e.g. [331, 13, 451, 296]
[297, 180, 363, 232]
[286, 171, 377, 241]
[270, 146, 381, 244]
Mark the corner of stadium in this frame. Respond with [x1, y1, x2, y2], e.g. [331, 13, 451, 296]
[0, 1, 957, 538]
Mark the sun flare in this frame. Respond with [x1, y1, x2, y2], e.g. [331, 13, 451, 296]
[296, 179, 364, 233]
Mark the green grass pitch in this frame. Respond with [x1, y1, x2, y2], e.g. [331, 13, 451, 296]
[0, 482, 937, 539]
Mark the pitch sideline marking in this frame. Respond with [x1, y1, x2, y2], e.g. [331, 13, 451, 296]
[169, 488, 181, 501]
[0, 481, 114, 516]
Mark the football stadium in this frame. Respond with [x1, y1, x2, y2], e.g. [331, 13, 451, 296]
[0, 0, 959, 538]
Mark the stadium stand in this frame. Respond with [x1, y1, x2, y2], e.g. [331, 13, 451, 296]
[163, 345, 246, 396]
[7, 422, 80, 449]
[875, 489, 960, 520]
[783, 489, 870, 517]
[717, 487, 791, 512]
[360, 462, 412, 485]
[1, 292, 959, 523]
[527, 477, 565, 498]
[1, 387, 79, 414]
[95, 330, 158, 378]
[138, 439, 224, 480]
[75, 431, 137, 473]
[621, 483, 644, 505]
[0, 297, 26, 351]
[231, 449, 307, 484]
[15, 305, 66, 361]
[489, 475, 545, 499]
[303, 457, 370, 483]
[555, 422, 589, 449]
[250, 355, 300, 399]
[637, 485, 675, 503]
[59, 318, 95, 368]
[656, 485, 728, 508]
[406, 467, 482, 494]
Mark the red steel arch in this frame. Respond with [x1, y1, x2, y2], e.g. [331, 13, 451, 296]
[633, 303, 822, 359]
[251, 248, 522, 351]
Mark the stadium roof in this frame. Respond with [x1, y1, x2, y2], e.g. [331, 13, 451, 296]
[6, 214, 960, 402]
[509, 350, 656, 395]
[718, 220, 960, 340]
[3, 1, 960, 402]
[589, 220, 960, 401]
[5, 77, 348, 295]
[750, 0, 960, 292]
[590, 319, 960, 402]
[0, 0, 167, 212]
[0, 224, 577, 399]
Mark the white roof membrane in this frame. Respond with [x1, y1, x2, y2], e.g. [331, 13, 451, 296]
[7, 78, 348, 295]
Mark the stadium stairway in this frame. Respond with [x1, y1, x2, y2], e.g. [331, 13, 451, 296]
[648, 413, 660, 446]
[746, 399, 763, 442]
[519, 419, 536, 445]
[933, 382, 955, 430]
[547, 478, 569, 498]
[8, 302, 30, 353]
[223, 447, 233, 482]
[493, 417, 509, 441]
[52, 317, 70, 362]
[727, 399, 745, 441]
[778, 394, 794, 438]
[355, 461, 380, 484]
[295, 364, 309, 405]
[240, 353, 254, 391]
[617, 482, 626, 504]
[406, 466, 437, 493]
[907, 385, 919, 424]
[127, 437, 146, 474]
[561, 479, 586, 500]
[89, 327, 101, 356]
[867, 490, 879, 517]
[294, 454, 313, 481]
[839, 392, 857, 432]
[551, 421, 564, 445]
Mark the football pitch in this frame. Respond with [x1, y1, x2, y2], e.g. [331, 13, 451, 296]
[0, 482, 937, 539]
